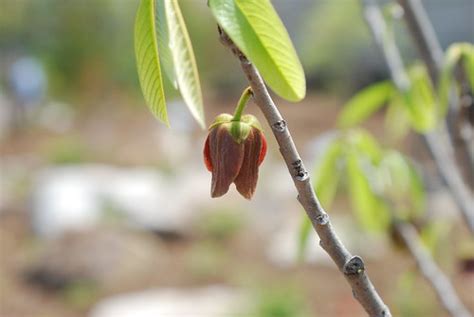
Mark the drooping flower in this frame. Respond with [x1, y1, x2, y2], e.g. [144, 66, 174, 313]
[203, 113, 267, 199]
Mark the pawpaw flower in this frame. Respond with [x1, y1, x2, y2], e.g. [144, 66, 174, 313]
[203, 113, 267, 199]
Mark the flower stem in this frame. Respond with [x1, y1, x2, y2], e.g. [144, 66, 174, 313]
[232, 86, 253, 121]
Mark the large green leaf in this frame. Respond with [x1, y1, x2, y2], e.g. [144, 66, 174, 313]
[338, 81, 394, 128]
[156, 0, 177, 88]
[209, 0, 306, 101]
[135, 0, 168, 125]
[164, 0, 205, 128]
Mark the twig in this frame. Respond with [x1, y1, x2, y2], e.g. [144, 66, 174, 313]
[218, 27, 391, 317]
[361, 0, 474, 233]
[396, 0, 443, 84]
[395, 222, 472, 317]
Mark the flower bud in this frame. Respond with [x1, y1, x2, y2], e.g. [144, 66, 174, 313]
[203, 114, 267, 199]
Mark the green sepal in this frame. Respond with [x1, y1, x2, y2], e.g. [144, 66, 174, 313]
[240, 114, 263, 131]
[208, 113, 263, 144]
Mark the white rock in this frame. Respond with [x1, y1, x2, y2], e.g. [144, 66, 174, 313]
[90, 286, 248, 317]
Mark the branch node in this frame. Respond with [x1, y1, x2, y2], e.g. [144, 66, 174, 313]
[272, 120, 287, 132]
[316, 213, 329, 225]
[292, 160, 309, 181]
[343, 256, 365, 275]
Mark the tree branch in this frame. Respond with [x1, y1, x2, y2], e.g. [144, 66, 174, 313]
[218, 27, 391, 317]
[395, 222, 472, 317]
[361, 0, 474, 233]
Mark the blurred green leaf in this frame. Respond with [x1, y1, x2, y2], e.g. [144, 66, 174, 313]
[346, 151, 390, 232]
[338, 81, 394, 128]
[164, 0, 205, 128]
[438, 43, 474, 115]
[463, 45, 474, 91]
[347, 129, 383, 163]
[420, 221, 450, 255]
[135, 0, 168, 125]
[404, 65, 437, 132]
[156, 0, 177, 88]
[379, 151, 425, 221]
[384, 95, 411, 141]
[297, 218, 312, 262]
[209, 0, 306, 101]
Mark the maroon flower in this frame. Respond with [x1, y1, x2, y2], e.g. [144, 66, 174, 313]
[203, 114, 267, 199]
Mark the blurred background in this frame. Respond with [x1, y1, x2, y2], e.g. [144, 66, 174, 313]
[1, 0, 473, 316]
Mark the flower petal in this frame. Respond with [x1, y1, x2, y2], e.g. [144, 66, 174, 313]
[203, 135, 213, 172]
[209, 125, 244, 198]
[234, 129, 263, 199]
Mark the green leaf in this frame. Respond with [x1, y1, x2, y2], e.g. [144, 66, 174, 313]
[404, 65, 437, 132]
[209, 0, 306, 101]
[297, 217, 312, 262]
[346, 151, 390, 232]
[438, 43, 474, 115]
[347, 129, 383, 164]
[135, 0, 168, 125]
[384, 95, 411, 141]
[313, 140, 343, 206]
[338, 81, 394, 128]
[164, 0, 205, 128]
[379, 151, 425, 221]
[463, 45, 474, 92]
[156, 0, 177, 88]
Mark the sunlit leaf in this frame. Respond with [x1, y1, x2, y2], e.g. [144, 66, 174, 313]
[209, 0, 306, 101]
[379, 151, 425, 221]
[156, 0, 177, 88]
[404, 65, 437, 132]
[420, 221, 451, 255]
[384, 95, 411, 141]
[346, 151, 390, 232]
[297, 218, 312, 261]
[438, 43, 474, 115]
[347, 129, 383, 164]
[338, 81, 394, 128]
[164, 0, 205, 128]
[135, 0, 168, 125]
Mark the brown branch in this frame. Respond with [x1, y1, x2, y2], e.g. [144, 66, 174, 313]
[218, 27, 391, 317]
[395, 222, 472, 317]
[361, 0, 474, 233]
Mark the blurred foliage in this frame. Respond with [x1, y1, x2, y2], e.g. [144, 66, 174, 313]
[439, 42, 474, 113]
[338, 63, 440, 135]
[394, 271, 436, 317]
[62, 280, 99, 310]
[253, 285, 310, 317]
[43, 136, 90, 165]
[1, 0, 138, 97]
[299, 129, 426, 257]
[185, 241, 227, 280]
[198, 209, 246, 242]
[298, 0, 373, 91]
[0, 0, 228, 101]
